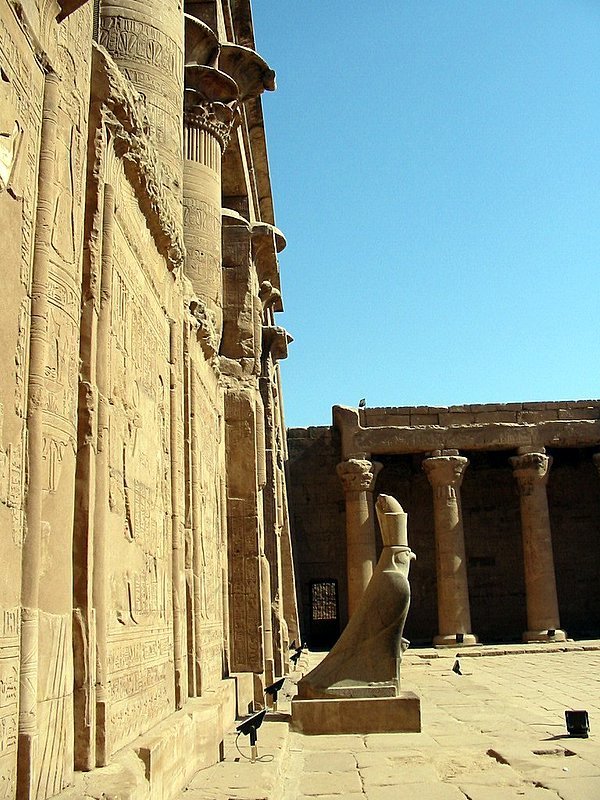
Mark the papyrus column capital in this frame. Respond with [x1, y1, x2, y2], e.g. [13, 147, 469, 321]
[422, 454, 469, 497]
[337, 459, 382, 494]
[510, 450, 552, 494]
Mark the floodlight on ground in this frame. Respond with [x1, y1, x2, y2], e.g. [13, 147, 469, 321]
[456, 633, 464, 644]
[264, 677, 286, 709]
[565, 710, 590, 738]
[548, 629, 556, 637]
[236, 709, 267, 762]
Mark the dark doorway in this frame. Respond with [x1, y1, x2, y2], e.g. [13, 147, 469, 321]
[309, 579, 339, 649]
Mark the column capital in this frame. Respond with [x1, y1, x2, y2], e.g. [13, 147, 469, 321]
[337, 459, 382, 493]
[510, 451, 552, 493]
[422, 454, 469, 494]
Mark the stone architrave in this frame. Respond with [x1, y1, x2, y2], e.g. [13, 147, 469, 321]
[336, 458, 382, 617]
[510, 450, 566, 643]
[422, 452, 477, 646]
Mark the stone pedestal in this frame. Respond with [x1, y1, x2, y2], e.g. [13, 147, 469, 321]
[423, 453, 477, 647]
[510, 450, 566, 643]
[291, 693, 421, 735]
[336, 458, 382, 617]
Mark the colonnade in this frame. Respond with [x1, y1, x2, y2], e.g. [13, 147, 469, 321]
[337, 446, 574, 645]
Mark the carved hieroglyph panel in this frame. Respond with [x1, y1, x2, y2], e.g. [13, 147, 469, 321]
[0, 5, 45, 795]
[104, 160, 174, 754]
[192, 368, 225, 691]
[0, 609, 19, 800]
[0, 3, 44, 286]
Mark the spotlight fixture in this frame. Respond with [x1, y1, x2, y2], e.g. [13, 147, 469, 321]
[265, 677, 286, 709]
[548, 629, 556, 637]
[456, 633, 464, 644]
[565, 710, 590, 738]
[236, 709, 267, 761]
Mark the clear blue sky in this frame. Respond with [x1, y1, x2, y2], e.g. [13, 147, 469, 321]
[252, 1, 600, 428]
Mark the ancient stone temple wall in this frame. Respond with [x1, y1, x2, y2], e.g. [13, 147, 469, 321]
[288, 402, 600, 648]
[0, 1, 298, 797]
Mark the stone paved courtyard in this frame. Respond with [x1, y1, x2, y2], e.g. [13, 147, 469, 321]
[180, 643, 600, 799]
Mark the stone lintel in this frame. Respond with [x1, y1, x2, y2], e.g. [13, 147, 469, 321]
[337, 415, 600, 459]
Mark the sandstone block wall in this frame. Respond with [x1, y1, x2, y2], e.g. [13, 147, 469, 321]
[288, 404, 600, 648]
[0, 1, 298, 798]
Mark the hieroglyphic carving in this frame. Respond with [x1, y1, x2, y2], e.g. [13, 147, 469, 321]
[35, 612, 73, 799]
[100, 155, 175, 753]
[98, 8, 183, 190]
[91, 43, 185, 271]
[0, 609, 19, 799]
[106, 628, 172, 753]
[184, 195, 221, 299]
[0, 405, 25, 546]
[0, 10, 44, 295]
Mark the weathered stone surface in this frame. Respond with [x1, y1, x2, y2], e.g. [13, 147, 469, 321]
[289, 402, 600, 647]
[0, 0, 296, 797]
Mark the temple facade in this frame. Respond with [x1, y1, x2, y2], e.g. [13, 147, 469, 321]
[288, 402, 600, 650]
[0, 1, 298, 797]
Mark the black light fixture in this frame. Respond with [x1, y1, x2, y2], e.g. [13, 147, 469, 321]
[236, 709, 267, 762]
[264, 677, 286, 709]
[456, 633, 464, 644]
[565, 710, 590, 738]
[548, 629, 556, 637]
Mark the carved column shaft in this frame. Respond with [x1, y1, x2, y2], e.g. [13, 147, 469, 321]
[337, 459, 382, 618]
[99, 0, 184, 196]
[169, 318, 188, 709]
[92, 182, 116, 766]
[510, 451, 565, 642]
[423, 454, 477, 646]
[18, 70, 60, 796]
[183, 120, 224, 334]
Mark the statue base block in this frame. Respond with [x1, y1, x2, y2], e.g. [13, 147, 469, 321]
[290, 692, 421, 735]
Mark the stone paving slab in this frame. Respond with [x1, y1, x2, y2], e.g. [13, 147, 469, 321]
[177, 643, 600, 799]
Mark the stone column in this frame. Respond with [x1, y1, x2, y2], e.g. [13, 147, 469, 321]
[422, 451, 477, 646]
[336, 458, 382, 618]
[99, 0, 184, 198]
[183, 15, 239, 340]
[510, 449, 566, 642]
